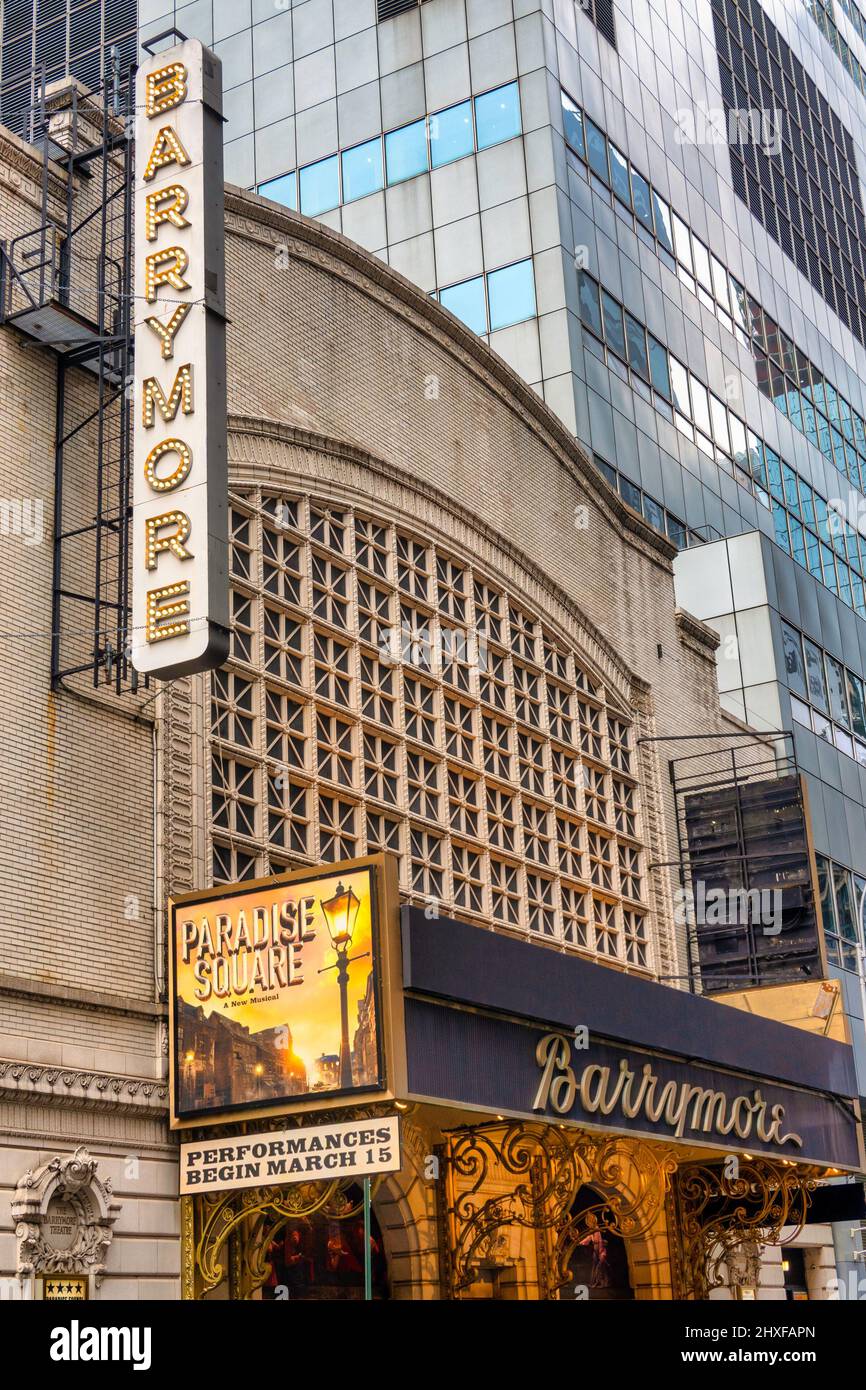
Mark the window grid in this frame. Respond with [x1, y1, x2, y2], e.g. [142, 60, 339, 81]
[562, 83, 866, 513]
[208, 490, 650, 966]
[784, 616, 866, 765]
[713, 0, 866, 344]
[815, 851, 865, 973]
[258, 79, 522, 218]
[580, 267, 866, 620]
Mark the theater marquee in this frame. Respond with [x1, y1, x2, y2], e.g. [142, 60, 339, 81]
[168, 857, 400, 1129]
[131, 38, 229, 679]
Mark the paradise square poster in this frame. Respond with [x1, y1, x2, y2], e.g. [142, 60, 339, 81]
[170, 862, 383, 1123]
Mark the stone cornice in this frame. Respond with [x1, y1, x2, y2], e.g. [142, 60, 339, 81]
[675, 607, 722, 654]
[0, 1058, 169, 1114]
[0, 123, 67, 203]
[222, 187, 678, 573]
[227, 413, 640, 706]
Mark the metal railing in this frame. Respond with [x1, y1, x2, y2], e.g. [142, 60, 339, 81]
[0, 223, 60, 322]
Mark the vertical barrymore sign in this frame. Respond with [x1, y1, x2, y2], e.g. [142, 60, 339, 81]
[131, 40, 229, 678]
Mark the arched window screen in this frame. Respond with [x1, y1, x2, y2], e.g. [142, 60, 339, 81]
[208, 488, 649, 968]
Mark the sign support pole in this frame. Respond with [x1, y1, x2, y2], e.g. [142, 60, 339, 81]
[363, 1177, 372, 1301]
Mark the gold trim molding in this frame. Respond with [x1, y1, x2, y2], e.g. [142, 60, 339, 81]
[436, 1121, 677, 1299]
[671, 1157, 822, 1299]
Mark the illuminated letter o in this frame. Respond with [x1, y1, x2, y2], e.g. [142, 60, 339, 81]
[144, 437, 192, 492]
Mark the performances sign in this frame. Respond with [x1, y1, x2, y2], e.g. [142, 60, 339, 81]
[179, 1115, 402, 1195]
[131, 38, 229, 678]
[169, 861, 385, 1127]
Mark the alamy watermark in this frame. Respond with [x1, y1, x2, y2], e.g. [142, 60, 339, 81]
[675, 103, 784, 158]
[0, 496, 43, 546]
[378, 621, 488, 675]
[674, 881, 782, 936]
[828, 491, 866, 539]
[49, 1321, 151, 1371]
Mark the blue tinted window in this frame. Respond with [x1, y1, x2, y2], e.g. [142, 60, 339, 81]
[815, 495, 830, 544]
[790, 517, 807, 568]
[728, 413, 748, 474]
[299, 155, 340, 216]
[430, 100, 473, 167]
[621, 477, 641, 511]
[475, 81, 521, 150]
[584, 117, 609, 182]
[625, 313, 649, 379]
[595, 456, 617, 486]
[819, 415, 837, 463]
[643, 495, 665, 533]
[440, 276, 487, 334]
[804, 637, 828, 709]
[668, 357, 690, 417]
[772, 501, 791, 553]
[652, 191, 674, 254]
[782, 462, 801, 514]
[849, 670, 866, 738]
[609, 143, 631, 206]
[601, 289, 625, 359]
[769, 360, 788, 415]
[648, 335, 671, 399]
[839, 565, 853, 609]
[749, 432, 767, 490]
[801, 396, 818, 446]
[821, 544, 838, 593]
[631, 168, 653, 229]
[579, 273, 602, 337]
[729, 277, 749, 334]
[487, 259, 536, 331]
[259, 171, 297, 210]
[710, 395, 730, 453]
[782, 383, 799, 422]
[846, 442, 861, 486]
[561, 90, 584, 157]
[764, 445, 783, 499]
[342, 138, 383, 202]
[385, 118, 428, 184]
[846, 529, 860, 565]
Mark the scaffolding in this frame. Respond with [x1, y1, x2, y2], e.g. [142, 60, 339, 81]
[0, 56, 139, 694]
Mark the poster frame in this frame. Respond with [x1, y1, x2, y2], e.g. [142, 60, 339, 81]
[167, 853, 405, 1130]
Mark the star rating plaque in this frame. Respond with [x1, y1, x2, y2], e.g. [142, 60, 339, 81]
[41, 1275, 89, 1301]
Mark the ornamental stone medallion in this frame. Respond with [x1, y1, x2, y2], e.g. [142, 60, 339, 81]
[13, 1146, 121, 1288]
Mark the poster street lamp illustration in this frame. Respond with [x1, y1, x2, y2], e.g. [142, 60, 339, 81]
[182, 1049, 195, 1102]
[318, 882, 368, 1089]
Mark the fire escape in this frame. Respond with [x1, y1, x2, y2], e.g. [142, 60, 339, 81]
[0, 60, 140, 695]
